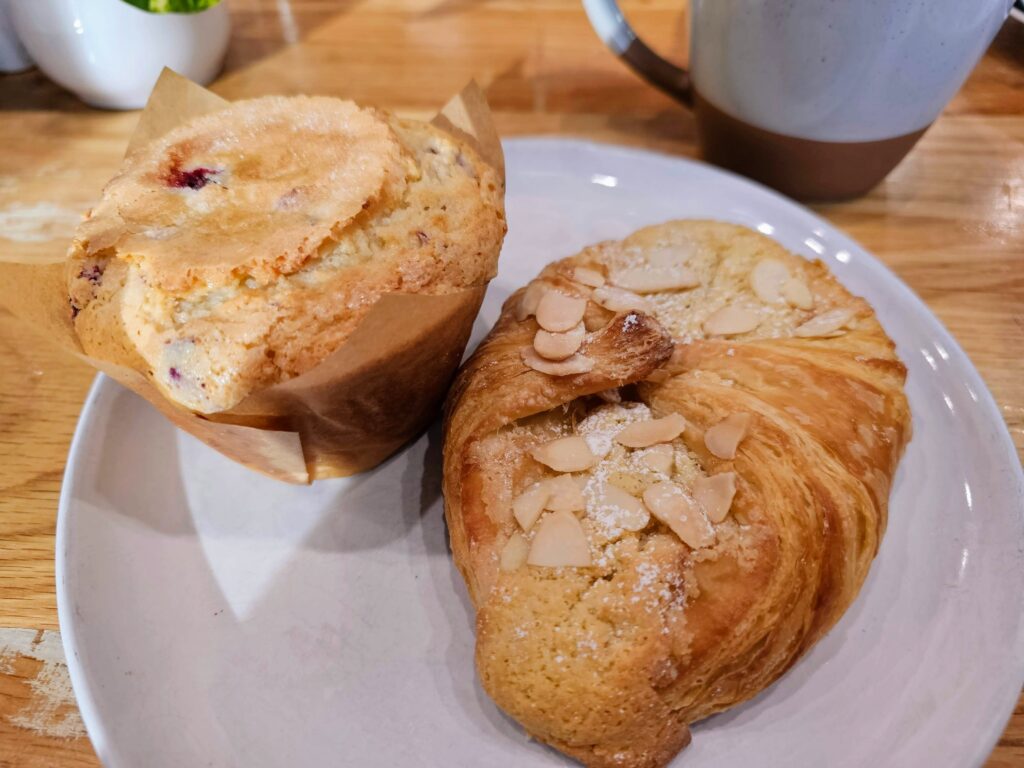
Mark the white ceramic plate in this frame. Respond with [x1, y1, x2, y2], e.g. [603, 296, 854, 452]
[57, 139, 1024, 768]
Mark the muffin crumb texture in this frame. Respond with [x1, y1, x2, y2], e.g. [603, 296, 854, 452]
[68, 96, 505, 412]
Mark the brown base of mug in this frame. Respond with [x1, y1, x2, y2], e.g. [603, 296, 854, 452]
[693, 92, 928, 202]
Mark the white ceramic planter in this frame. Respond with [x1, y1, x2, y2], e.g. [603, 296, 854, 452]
[0, 0, 33, 73]
[11, 0, 230, 110]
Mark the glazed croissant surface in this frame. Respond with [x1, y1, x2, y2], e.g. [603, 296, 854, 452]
[442, 220, 911, 767]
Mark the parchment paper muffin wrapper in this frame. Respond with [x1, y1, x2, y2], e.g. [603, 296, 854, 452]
[0, 69, 505, 483]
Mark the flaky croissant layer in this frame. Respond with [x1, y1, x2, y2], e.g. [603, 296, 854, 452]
[443, 221, 910, 767]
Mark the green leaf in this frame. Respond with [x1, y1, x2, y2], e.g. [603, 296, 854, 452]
[119, 0, 222, 13]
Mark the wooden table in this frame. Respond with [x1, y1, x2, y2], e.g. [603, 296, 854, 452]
[0, 1, 1021, 765]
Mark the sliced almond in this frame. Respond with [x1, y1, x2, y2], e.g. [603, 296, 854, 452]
[543, 474, 586, 513]
[573, 267, 606, 288]
[693, 472, 737, 524]
[593, 484, 650, 532]
[607, 470, 648, 497]
[782, 277, 814, 310]
[640, 443, 674, 474]
[512, 483, 550, 531]
[528, 511, 592, 567]
[530, 436, 598, 473]
[704, 305, 761, 336]
[614, 413, 687, 449]
[515, 281, 547, 322]
[500, 532, 530, 571]
[536, 291, 587, 332]
[647, 244, 692, 269]
[592, 285, 652, 313]
[704, 413, 752, 460]
[750, 259, 790, 304]
[611, 266, 700, 294]
[794, 308, 854, 338]
[643, 481, 715, 549]
[533, 322, 586, 361]
[521, 346, 595, 376]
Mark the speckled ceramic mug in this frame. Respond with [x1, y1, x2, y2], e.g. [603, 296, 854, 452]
[584, 0, 1012, 200]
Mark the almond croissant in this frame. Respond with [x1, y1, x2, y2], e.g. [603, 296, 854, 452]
[442, 221, 911, 767]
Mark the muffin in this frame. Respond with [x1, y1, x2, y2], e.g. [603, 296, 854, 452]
[67, 95, 505, 414]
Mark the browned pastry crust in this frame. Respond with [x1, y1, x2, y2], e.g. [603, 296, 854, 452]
[442, 220, 911, 767]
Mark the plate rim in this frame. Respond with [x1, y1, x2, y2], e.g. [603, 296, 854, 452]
[56, 372, 110, 763]
[56, 136, 1024, 768]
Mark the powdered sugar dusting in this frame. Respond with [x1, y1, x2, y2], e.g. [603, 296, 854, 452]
[577, 402, 651, 458]
[601, 227, 820, 344]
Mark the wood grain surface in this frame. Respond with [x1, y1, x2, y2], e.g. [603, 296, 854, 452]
[0, 1, 1021, 765]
